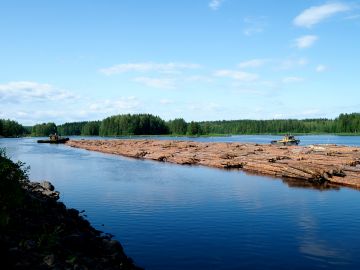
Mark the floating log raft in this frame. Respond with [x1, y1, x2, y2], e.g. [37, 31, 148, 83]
[66, 140, 360, 189]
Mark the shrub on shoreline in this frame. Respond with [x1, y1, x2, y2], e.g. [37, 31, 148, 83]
[0, 149, 141, 269]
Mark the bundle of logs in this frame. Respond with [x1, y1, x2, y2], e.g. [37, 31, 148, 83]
[67, 140, 360, 189]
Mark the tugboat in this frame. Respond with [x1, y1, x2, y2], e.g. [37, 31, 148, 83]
[37, 134, 69, 144]
[271, 134, 300, 146]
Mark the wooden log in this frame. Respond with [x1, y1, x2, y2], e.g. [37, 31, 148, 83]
[66, 140, 360, 189]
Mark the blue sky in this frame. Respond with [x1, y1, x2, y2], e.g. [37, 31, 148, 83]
[0, 0, 359, 125]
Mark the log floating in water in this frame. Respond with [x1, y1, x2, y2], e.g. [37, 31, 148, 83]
[66, 140, 360, 189]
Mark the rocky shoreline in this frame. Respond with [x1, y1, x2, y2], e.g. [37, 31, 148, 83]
[67, 139, 360, 189]
[1, 177, 142, 269]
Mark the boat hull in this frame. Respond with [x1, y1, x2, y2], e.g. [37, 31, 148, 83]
[37, 138, 70, 144]
[271, 140, 299, 146]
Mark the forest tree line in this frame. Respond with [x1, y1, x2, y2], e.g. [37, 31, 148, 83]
[1, 113, 360, 138]
[31, 121, 101, 137]
[198, 113, 360, 134]
[0, 119, 28, 137]
[29, 113, 360, 136]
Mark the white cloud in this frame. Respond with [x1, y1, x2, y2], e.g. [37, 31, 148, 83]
[209, 0, 224, 10]
[0, 81, 76, 103]
[238, 59, 268, 68]
[99, 62, 201, 76]
[2, 108, 90, 125]
[345, 14, 360, 20]
[45, 97, 141, 123]
[316, 64, 327, 72]
[298, 58, 308, 66]
[243, 16, 267, 36]
[278, 58, 308, 70]
[294, 2, 350, 28]
[188, 102, 221, 112]
[214, 70, 259, 81]
[89, 97, 140, 113]
[133, 77, 176, 89]
[159, 99, 173, 105]
[301, 109, 321, 116]
[185, 75, 213, 83]
[232, 88, 266, 95]
[282, 76, 304, 83]
[272, 109, 323, 119]
[294, 35, 318, 49]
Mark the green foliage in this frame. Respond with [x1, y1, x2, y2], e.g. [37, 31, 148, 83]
[36, 225, 64, 250]
[99, 114, 169, 136]
[167, 118, 188, 135]
[31, 122, 57, 137]
[0, 149, 28, 226]
[0, 119, 27, 137]
[197, 118, 336, 135]
[57, 121, 88, 136]
[334, 113, 360, 133]
[193, 114, 360, 135]
[81, 121, 100, 136]
[8, 112, 360, 138]
[23, 126, 32, 134]
[187, 121, 203, 136]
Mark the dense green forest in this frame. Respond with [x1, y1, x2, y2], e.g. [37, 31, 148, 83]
[200, 113, 360, 135]
[31, 123, 57, 137]
[57, 122, 87, 136]
[167, 118, 188, 135]
[52, 113, 360, 136]
[1, 113, 360, 138]
[99, 114, 168, 136]
[197, 113, 360, 135]
[0, 119, 28, 137]
[81, 121, 101, 136]
[333, 113, 360, 133]
[198, 118, 334, 134]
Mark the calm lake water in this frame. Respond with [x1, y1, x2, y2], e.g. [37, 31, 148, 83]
[2, 135, 360, 270]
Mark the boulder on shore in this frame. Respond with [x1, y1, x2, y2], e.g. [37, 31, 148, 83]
[2, 179, 142, 269]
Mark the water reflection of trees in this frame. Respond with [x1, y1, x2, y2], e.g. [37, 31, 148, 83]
[242, 171, 341, 191]
[281, 177, 340, 191]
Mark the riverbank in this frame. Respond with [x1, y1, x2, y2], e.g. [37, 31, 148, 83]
[67, 139, 360, 189]
[0, 152, 141, 269]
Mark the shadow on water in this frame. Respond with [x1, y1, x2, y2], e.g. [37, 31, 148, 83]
[281, 177, 341, 191]
[240, 170, 341, 191]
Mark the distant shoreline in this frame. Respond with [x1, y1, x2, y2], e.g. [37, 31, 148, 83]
[3, 112, 360, 138]
[2, 132, 360, 139]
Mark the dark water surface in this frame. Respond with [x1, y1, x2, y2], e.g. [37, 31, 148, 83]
[2, 135, 360, 270]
